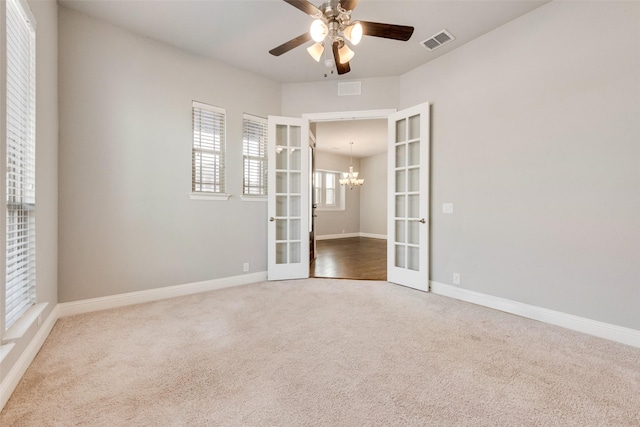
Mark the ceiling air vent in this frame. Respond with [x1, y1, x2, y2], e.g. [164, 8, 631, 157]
[420, 29, 455, 51]
[338, 81, 361, 96]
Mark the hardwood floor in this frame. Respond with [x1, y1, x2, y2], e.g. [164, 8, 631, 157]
[310, 237, 387, 281]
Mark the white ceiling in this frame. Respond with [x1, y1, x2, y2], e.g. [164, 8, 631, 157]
[58, 0, 548, 84]
[315, 119, 387, 158]
[57, 0, 548, 159]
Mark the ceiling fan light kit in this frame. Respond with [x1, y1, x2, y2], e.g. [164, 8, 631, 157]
[337, 42, 354, 64]
[270, 0, 414, 75]
[343, 21, 363, 45]
[310, 19, 329, 42]
[307, 42, 325, 62]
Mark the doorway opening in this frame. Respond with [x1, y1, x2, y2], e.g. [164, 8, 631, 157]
[304, 110, 392, 281]
[311, 237, 386, 280]
[267, 103, 430, 289]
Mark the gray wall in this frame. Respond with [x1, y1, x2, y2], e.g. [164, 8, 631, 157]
[314, 151, 361, 236]
[58, 7, 281, 302]
[400, 1, 640, 330]
[314, 150, 386, 239]
[359, 152, 387, 237]
[1, 0, 58, 382]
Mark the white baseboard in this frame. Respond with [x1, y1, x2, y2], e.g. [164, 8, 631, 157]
[58, 271, 267, 317]
[359, 233, 387, 240]
[430, 281, 640, 349]
[1, 305, 60, 411]
[316, 233, 360, 240]
[316, 232, 387, 241]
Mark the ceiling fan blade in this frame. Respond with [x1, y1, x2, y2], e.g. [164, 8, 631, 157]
[337, 61, 351, 75]
[360, 21, 414, 41]
[332, 41, 351, 75]
[340, 0, 359, 11]
[283, 0, 322, 17]
[269, 32, 312, 56]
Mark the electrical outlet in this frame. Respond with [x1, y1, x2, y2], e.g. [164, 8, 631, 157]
[453, 272, 461, 285]
[442, 203, 454, 214]
[243, 262, 249, 272]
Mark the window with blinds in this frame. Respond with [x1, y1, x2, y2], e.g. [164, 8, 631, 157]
[242, 114, 268, 197]
[5, 0, 36, 331]
[192, 101, 226, 194]
[314, 170, 344, 211]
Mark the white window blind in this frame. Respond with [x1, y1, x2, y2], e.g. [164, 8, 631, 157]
[5, 0, 36, 330]
[192, 101, 225, 194]
[242, 114, 268, 196]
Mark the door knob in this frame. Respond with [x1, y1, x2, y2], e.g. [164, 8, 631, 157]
[269, 217, 275, 222]
[419, 218, 426, 224]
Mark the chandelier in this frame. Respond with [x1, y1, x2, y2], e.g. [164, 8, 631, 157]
[339, 142, 364, 189]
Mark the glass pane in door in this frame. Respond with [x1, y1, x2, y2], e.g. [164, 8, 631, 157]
[274, 124, 303, 267]
[393, 114, 421, 271]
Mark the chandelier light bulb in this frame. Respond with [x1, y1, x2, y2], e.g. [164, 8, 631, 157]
[310, 19, 328, 43]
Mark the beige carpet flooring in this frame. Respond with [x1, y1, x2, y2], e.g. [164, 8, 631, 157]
[1, 278, 639, 426]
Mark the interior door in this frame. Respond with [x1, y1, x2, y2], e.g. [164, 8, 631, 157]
[267, 116, 310, 280]
[387, 103, 430, 291]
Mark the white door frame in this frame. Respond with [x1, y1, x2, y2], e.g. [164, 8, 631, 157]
[303, 109, 396, 123]
[303, 109, 396, 259]
[303, 106, 430, 291]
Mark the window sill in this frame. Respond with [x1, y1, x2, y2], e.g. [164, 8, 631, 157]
[189, 193, 231, 201]
[0, 343, 15, 364]
[2, 302, 49, 344]
[241, 195, 267, 202]
[316, 207, 346, 212]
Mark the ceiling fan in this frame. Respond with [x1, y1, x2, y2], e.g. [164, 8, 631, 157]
[269, 0, 414, 75]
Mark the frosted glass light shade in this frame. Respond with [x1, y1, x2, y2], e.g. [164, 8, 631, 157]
[338, 43, 355, 64]
[310, 19, 328, 43]
[344, 22, 363, 45]
[307, 43, 324, 62]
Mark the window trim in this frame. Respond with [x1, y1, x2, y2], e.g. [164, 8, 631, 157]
[314, 169, 346, 211]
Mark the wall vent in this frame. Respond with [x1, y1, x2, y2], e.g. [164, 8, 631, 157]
[338, 81, 361, 96]
[420, 29, 455, 51]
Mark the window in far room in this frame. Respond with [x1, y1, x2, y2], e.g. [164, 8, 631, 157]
[314, 170, 345, 211]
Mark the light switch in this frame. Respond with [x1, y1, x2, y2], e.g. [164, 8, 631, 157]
[442, 203, 454, 214]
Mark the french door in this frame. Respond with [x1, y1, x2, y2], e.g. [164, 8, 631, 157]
[267, 116, 310, 280]
[387, 103, 430, 291]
